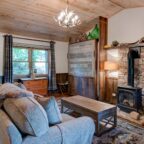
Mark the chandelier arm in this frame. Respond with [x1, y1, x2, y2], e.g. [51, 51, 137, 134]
[54, 0, 81, 28]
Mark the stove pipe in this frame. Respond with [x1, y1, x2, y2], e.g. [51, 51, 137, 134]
[128, 48, 140, 87]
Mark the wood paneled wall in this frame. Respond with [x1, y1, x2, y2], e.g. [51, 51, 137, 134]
[56, 73, 68, 84]
[68, 75, 96, 99]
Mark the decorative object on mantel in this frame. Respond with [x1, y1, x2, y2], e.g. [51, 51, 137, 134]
[104, 40, 119, 49]
[104, 37, 144, 49]
[77, 33, 87, 42]
[87, 24, 100, 40]
[69, 24, 100, 43]
[112, 40, 119, 47]
[69, 32, 89, 43]
[104, 42, 135, 49]
[54, 0, 81, 28]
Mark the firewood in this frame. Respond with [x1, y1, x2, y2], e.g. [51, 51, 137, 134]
[129, 111, 140, 120]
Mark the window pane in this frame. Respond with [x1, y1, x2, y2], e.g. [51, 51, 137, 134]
[13, 48, 28, 61]
[13, 62, 29, 75]
[32, 49, 48, 62]
[33, 62, 48, 74]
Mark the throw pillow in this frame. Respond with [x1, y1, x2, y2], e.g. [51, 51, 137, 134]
[0, 83, 33, 99]
[35, 96, 62, 125]
[4, 97, 49, 136]
[0, 110, 22, 144]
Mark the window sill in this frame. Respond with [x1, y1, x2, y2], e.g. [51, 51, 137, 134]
[21, 77, 47, 81]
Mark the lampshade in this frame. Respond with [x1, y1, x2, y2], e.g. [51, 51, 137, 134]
[104, 61, 118, 71]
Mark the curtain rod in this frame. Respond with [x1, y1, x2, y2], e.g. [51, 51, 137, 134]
[13, 36, 52, 43]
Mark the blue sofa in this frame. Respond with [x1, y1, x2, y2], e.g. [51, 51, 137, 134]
[0, 106, 95, 144]
[0, 83, 95, 144]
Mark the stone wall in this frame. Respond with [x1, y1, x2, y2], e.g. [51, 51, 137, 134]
[118, 46, 144, 93]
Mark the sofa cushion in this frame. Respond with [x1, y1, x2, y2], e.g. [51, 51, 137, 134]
[36, 96, 62, 125]
[0, 110, 22, 144]
[4, 97, 49, 136]
[22, 125, 62, 144]
[0, 83, 33, 99]
[22, 116, 95, 144]
[61, 113, 75, 122]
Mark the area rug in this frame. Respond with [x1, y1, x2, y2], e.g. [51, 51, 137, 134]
[93, 118, 144, 144]
[57, 99, 144, 144]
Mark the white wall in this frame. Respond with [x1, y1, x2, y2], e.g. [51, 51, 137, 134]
[55, 41, 68, 73]
[0, 33, 68, 75]
[108, 7, 144, 44]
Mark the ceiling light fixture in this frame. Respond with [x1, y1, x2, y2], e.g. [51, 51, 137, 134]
[54, 0, 81, 28]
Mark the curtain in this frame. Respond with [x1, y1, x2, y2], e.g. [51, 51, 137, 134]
[48, 41, 57, 92]
[4, 35, 13, 83]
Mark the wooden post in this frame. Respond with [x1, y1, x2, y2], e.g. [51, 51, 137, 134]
[99, 17, 108, 101]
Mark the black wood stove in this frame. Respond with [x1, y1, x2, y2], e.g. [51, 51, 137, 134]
[117, 47, 142, 112]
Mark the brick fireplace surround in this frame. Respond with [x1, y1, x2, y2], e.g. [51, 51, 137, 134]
[116, 44, 144, 112]
[118, 46, 144, 94]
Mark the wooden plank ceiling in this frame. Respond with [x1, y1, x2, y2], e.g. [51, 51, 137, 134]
[0, 0, 144, 41]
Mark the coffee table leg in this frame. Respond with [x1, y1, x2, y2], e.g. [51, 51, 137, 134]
[114, 111, 117, 127]
[96, 119, 100, 136]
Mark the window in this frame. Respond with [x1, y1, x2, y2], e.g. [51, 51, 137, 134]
[32, 49, 48, 75]
[13, 48, 29, 76]
[13, 47, 48, 78]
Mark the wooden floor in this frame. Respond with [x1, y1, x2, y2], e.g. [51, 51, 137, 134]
[47, 91, 69, 99]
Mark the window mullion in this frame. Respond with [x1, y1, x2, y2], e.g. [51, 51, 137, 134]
[29, 48, 32, 76]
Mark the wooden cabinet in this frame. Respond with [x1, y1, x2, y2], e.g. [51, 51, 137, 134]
[23, 78, 48, 96]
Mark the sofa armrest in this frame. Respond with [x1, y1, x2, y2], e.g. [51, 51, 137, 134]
[58, 116, 95, 144]
[0, 110, 22, 144]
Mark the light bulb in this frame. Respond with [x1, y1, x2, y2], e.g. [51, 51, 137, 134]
[74, 15, 78, 20]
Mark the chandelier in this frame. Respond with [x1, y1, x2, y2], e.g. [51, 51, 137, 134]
[54, 0, 81, 28]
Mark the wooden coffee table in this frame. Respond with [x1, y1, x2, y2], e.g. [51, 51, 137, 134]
[61, 95, 117, 136]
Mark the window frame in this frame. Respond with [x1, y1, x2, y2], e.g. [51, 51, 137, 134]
[13, 46, 49, 79]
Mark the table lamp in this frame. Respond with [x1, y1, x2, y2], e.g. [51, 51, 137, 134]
[104, 61, 118, 78]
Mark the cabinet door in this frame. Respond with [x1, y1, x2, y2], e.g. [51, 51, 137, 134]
[23, 79, 48, 96]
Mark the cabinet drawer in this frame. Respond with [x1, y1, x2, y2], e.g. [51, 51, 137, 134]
[32, 89, 47, 96]
[24, 80, 47, 87]
[23, 79, 48, 96]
